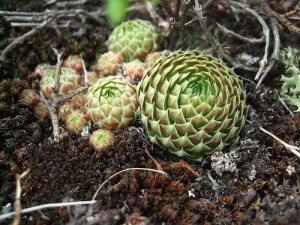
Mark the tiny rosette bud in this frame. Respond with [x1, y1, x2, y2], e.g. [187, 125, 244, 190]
[34, 102, 49, 121]
[65, 111, 88, 135]
[97, 52, 123, 76]
[123, 60, 146, 83]
[87, 71, 100, 86]
[19, 89, 40, 106]
[71, 94, 87, 110]
[89, 129, 115, 153]
[34, 64, 54, 78]
[58, 102, 74, 122]
[144, 52, 162, 66]
[85, 76, 138, 129]
[63, 55, 84, 74]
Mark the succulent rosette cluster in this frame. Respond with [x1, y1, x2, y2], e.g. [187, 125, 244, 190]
[137, 50, 248, 161]
[85, 76, 138, 129]
[40, 67, 82, 98]
[108, 19, 162, 61]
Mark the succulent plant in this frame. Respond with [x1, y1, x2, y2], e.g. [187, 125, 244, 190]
[97, 52, 123, 76]
[144, 51, 162, 66]
[89, 129, 115, 153]
[40, 67, 82, 98]
[123, 60, 146, 83]
[137, 51, 248, 161]
[58, 102, 74, 121]
[71, 94, 87, 110]
[85, 76, 138, 129]
[65, 111, 88, 135]
[280, 47, 300, 112]
[34, 102, 49, 121]
[86, 71, 100, 86]
[19, 89, 40, 106]
[108, 19, 162, 61]
[63, 55, 83, 74]
[34, 64, 54, 78]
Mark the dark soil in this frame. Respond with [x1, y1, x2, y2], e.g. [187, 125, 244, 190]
[1, 1, 300, 225]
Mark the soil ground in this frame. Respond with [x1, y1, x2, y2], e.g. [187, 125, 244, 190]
[0, 1, 299, 225]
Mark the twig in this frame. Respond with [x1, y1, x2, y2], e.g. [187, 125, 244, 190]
[92, 168, 168, 201]
[12, 169, 30, 225]
[53, 49, 63, 94]
[226, 1, 270, 81]
[277, 93, 294, 117]
[0, 19, 52, 61]
[217, 23, 264, 44]
[59, 87, 88, 105]
[145, 2, 170, 37]
[39, 91, 60, 142]
[261, 0, 300, 36]
[178, 0, 189, 48]
[0, 201, 96, 221]
[161, 0, 175, 18]
[259, 127, 300, 158]
[256, 18, 281, 87]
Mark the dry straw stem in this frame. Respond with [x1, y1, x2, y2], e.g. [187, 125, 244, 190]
[0, 201, 96, 221]
[12, 169, 30, 225]
[260, 127, 300, 158]
[92, 168, 168, 201]
[217, 23, 264, 44]
[0, 19, 53, 61]
[277, 93, 294, 117]
[261, 0, 300, 37]
[256, 18, 281, 88]
[226, 1, 271, 81]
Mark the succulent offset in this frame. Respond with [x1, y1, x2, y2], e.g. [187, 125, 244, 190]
[89, 129, 115, 152]
[65, 111, 88, 135]
[19, 89, 40, 106]
[144, 51, 162, 66]
[34, 102, 49, 121]
[123, 60, 146, 83]
[97, 51, 123, 76]
[40, 67, 82, 98]
[108, 19, 162, 61]
[280, 47, 300, 112]
[137, 51, 248, 161]
[63, 54, 84, 74]
[85, 76, 138, 129]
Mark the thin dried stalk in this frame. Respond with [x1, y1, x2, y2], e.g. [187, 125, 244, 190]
[257, 18, 281, 87]
[0, 201, 96, 221]
[261, 0, 300, 36]
[217, 23, 264, 44]
[260, 127, 300, 158]
[12, 169, 30, 225]
[92, 168, 168, 201]
[0, 19, 52, 61]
